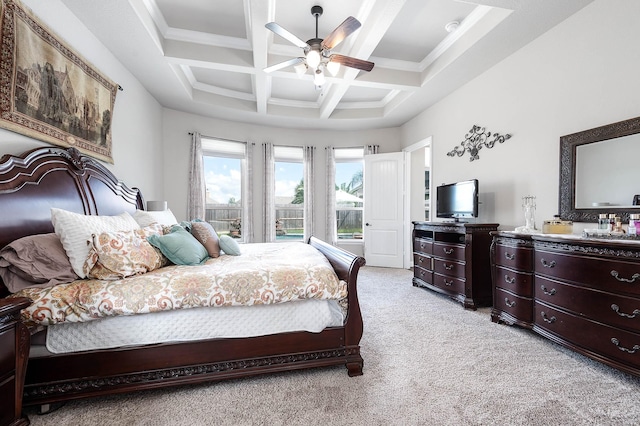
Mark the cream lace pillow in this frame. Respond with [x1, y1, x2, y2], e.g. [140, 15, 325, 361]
[51, 208, 140, 278]
[84, 224, 167, 280]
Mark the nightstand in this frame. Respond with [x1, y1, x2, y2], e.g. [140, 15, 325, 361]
[0, 297, 31, 426]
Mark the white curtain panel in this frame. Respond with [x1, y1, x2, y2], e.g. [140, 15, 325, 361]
[242, 142, 254, 242]
[188, 132, 205, 220]
[303, 146, 315, 242]
[263, 143, 275, 242]
[325, 146, 337, 245]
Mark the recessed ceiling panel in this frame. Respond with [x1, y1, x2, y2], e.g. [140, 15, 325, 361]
[271, 77, 320, 103]
[341, 85, 389, 103]
[269, 0, 364, 49]
[373, 0, 476, 62]
[191, 68, 253, 93]
[156, 0, 246, 38]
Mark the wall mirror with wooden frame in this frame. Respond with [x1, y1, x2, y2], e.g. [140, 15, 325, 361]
[559, 115, 640, 223]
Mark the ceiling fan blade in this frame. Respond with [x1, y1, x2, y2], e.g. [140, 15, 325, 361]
[265, 22, 309, 49]
[264, 57, 305, 73]
[330, 54, 374, 72]
[321, 16, 361, 50]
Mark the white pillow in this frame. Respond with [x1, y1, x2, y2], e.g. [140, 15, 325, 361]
[51, 208, 140, 278]
[132, 209, 179, 227]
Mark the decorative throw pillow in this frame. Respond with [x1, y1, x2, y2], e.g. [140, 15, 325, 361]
[51, 208, 140, 278]
[132, 209, 179, 227]
[219, 235, 241, 256]
[190, 221, 221, 258]
[147, 226, 209, 265]
[0, 233, 79, 293]
[84, 224, 167, 280]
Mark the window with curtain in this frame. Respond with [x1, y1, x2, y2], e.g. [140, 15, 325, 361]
[273, 146, 304, 241]
[334, 148, 364, 240]
[201, 138, 247, 241]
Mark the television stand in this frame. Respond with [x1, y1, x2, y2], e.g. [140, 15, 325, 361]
[411, 221, 498, 309]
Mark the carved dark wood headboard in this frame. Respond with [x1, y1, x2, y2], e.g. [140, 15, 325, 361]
[0, 147, 144, 252]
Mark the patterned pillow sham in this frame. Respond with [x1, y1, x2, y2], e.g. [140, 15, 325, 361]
[84, 224, 167, 280]
[190, 220, 221, 258]
[51, 208, 140, 278]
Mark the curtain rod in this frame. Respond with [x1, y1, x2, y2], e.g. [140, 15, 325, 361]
[325, 145, 369, 150]
[188, 133, 249, 144]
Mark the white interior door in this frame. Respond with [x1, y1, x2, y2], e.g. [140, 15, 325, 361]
[363, 152, 404, 268]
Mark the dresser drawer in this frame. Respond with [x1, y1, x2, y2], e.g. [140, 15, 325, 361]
[534, 250, 640, 297]
[413, 237, 433, 255]
[433, 273, 465, 294]
[495, 287, 533, 323]
[414, 266, 433, 286]
[434, 258, 465, 278]
[535, 276, 640, 333]
[495, 265, 533, 297]
[0, 328, 15, 375]
[534, 301, 640, 369]
[494, 243, 533, 271]
[413, 253, 432, 271]
[433, 242, 465, 262]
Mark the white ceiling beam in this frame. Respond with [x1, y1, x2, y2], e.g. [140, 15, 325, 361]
[247, 0, 274, 115]
[319, 0, 408, 119]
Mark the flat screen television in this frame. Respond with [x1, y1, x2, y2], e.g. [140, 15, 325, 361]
[436, 179, 479, 221]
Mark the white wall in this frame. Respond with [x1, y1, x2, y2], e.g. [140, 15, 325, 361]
[0, 0, 164, 202]
[400, 0, 640, 231]
[162, 108, 401, 246]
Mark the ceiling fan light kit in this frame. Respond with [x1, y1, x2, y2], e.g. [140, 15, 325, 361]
[264, 5, 374, 90]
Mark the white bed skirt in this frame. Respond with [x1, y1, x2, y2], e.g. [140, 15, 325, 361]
[44, 299, 344, 354]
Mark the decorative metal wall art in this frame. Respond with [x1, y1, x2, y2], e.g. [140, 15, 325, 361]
[447, 125, 511, 161]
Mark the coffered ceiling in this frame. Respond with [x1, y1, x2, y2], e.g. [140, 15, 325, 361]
[61, 0, 594, 130]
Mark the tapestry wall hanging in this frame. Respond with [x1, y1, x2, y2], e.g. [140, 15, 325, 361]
[0, 0, 119, 163]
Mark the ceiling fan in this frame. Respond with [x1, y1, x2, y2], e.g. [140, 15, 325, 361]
[264, 5, 374, 89]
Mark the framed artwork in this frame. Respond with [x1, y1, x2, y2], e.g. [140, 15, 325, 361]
[0, 0, 119, 163]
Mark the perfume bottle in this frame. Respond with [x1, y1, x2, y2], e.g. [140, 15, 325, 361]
[598, 213, 609, 230]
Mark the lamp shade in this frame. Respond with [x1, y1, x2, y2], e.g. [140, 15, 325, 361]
[147, 200, 167, 211]
[306, 49, 320, 69]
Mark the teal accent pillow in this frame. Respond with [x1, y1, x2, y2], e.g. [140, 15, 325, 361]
[219, 235, 241, 256]
[147, 226, 209, 265]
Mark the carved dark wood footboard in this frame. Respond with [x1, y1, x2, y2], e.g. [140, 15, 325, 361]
[0, 147, 365, 407]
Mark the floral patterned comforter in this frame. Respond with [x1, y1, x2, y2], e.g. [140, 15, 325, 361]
[10, 242, 346, 327]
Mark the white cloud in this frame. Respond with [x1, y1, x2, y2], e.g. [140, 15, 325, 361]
[205, 169, 241, 203]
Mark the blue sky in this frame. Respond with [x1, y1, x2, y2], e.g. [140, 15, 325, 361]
[204, 157, 362, 203]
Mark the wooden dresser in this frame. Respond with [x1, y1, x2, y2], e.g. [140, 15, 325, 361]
[0, 298, 30, 426]
[412, 221, 498, 309]
[491, 232, 640, 378]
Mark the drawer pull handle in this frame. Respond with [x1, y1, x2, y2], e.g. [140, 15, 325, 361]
[540, 285, 556, 296]
[611, 338, 640, 354]
[504, 252, 515, 260]
[443, 248, 454, 255]
[444, 279, 454, 286]
[418, 256, 424, 263]
[540, 258, 556, 268]
[504, 275, 515, 284]
[610, 271, 640, 283]
[420, 270, 426, 277]
[611, 304, 640, 319]
[444, 263, 454, 271]
[504, 298, 516, 308]
[420, 243, 426, 249]
[540, 311, 556, 324]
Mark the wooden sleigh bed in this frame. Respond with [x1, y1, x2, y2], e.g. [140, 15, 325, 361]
[0, 146, 366, 411]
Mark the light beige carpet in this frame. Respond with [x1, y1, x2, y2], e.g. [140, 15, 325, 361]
[24, 266, 640, 425]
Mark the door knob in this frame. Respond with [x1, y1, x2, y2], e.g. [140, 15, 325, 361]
[365, 223, 371, 226]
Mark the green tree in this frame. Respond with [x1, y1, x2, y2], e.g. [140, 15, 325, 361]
[291, 179, 304, 204]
